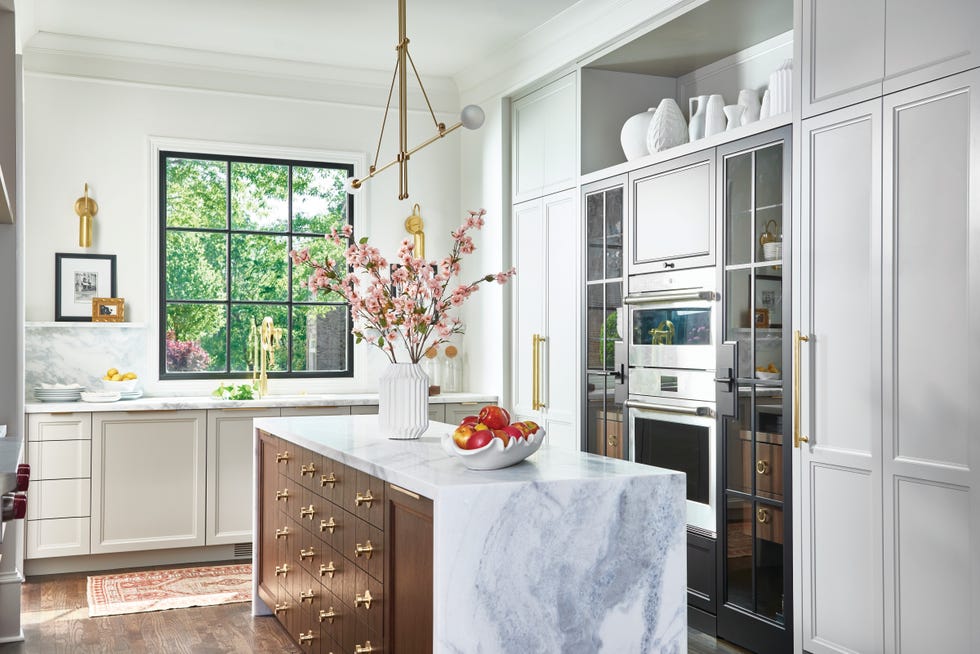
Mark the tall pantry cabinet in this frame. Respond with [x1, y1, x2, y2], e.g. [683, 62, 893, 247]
[510, 73, 580, 450]
[797, 18, 979, 654]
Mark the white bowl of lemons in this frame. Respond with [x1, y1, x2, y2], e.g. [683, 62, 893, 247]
[101, 368, 139, 393]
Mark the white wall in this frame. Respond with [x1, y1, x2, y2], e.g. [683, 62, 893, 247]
[22, 47, 462, 395]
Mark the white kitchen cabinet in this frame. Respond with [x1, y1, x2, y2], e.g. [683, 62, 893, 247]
[627, 150, 715, 274]
[25, 413, 92, 559]
[512, 72, 577, 202]
[205, 408, 279, 546]
[350, 404, 379, 415]
[91, 411, 207, 554]
[443, 401, 481, 426]
[512, 189, 580, 449]
[801, 0, 979, 118]
[797, 69, 980, 654]
[279, 405, 350, 417]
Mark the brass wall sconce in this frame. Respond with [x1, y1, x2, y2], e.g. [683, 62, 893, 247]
[343, 0, 485, 200]
[404, 203, 425, 258]
[74, 183, 98, 248]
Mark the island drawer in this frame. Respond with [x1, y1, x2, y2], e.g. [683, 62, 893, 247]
[350, 467, 386, 528]
[314, 454, 348, 505]
[317, 542, 353, 606]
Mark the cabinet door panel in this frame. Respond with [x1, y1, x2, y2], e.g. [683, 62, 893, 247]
[26, 517, 90, 558]
[29, 479, 89, 519]
[27, 413, 91, 441]
[543, 191, 578, 426]
[512, 198, 545, 418]
[28, 440, 90, 480]
[442, 402, 481, 426]
[884, 0, 980, 95]
[91, 411, 206, 553]
[801, 0, 884, 118]
[513, 73, 577, 201]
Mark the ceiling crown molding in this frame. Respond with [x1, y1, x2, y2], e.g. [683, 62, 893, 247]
[23, 31, 461, 113]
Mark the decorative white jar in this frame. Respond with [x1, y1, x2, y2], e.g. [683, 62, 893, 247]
[378, 362, 430, 440]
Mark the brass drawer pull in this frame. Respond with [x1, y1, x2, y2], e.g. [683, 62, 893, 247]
[275, 489, 290, 501]
[319, 606, 337, 624]
[321, 471, 337, 488]
[275, 526, 290, 539]
[354, 643, 374, 654]
[354, 540, 374, 559]
[299, 589, 316, 603]
[276, 452, 291, 463]
[320, 516, 337, 533]
[274, 602, 288, 615]
[757, 508, 770, 524]
[275, 564, 290, 577]
[320, 561, 336, 578]
[756, 460, 770, 475]
[298, 630, 314, 645]
[354, 589, 373, 610]
[300, 504, 316, 519]
[299, 547, 315, 561]
[354, 490, 374, 507]
[301, 463, 317, 477]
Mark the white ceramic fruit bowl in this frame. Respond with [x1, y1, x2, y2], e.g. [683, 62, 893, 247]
[755, 370, 781, 381]
[441, 430, 545, 471]
[102, 379, 139, 393]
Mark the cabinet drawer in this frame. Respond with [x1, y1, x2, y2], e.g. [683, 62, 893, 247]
[317, 583, 354, 653]
[427, 404, 445, 423]
[294, 451, 322, 492]
[280, 406, 351, 417]
[29, 479, 90, 519]
[443, 402, 481, 426]
[351, 516, 384, 583]
[27, 413, 91, 441]
[350, 468, 386, 529]
[351, 567, 384, 636]
[349, 404, 379, 416]
[315, 455, 347, 506]
[26, 517, 91, 558]
[28, 440, 91, 479]
[318, 542, 354, 607]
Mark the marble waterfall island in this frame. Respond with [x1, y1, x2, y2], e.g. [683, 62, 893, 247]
[253, 415, 687, 653]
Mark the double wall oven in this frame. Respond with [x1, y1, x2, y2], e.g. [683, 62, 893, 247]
[622, 268, 719, 536]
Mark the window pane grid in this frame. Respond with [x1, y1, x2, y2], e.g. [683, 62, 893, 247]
[161, 151, 353, 379]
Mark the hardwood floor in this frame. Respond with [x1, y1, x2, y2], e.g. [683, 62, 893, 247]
[0, 565, 751, 653]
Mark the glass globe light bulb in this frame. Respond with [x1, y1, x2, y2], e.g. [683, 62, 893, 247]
[460, 104, 485, 130]
[344, 177, 362, 195]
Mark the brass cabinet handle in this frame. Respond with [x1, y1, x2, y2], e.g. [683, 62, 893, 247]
[298, 630, 314, 645]
[320, 516, 337, 533]
[300, 463, 317, 477]
[793, 330, 810, 448]
[276, 452, 291, 463]
[320, 561, 336, 578]
[354, 490, 374, 507]
[299, 547, 315, 561]
[355, 643, 374, 654]
[274, 602, 288, 615]
[532, 334, 547, 410]
[275, 526, 290, 539]
[275, 564, 290, 577]
[757, 508, 770, 524]
[275, 489, 290, 501]
[321, 471, 337, 488]
[300, 504, 316, 519]
[355, 540, 374, 559]
[299, 589, 316, 603]
[319, 607, 337, 623]
[756, 460, 770, 475]
[354, 589, 373, 609]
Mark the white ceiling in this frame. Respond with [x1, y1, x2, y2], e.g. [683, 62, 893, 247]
[27, 0, 583, 78]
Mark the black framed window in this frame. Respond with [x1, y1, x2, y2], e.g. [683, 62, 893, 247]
[159, 151, 354, 379]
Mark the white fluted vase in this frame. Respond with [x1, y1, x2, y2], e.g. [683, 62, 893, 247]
[378, 362, 430, 440]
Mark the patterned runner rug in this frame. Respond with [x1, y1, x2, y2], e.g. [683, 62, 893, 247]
[87, 563, 252, 617]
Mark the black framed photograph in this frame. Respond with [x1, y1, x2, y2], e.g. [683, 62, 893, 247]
[55, 253, 117, 321]
[755, 275, 782, 328]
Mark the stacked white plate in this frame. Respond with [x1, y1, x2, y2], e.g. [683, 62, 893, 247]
[33, 384, 84, 402]
[119, 389, 143, 401]
[80, 391, 121, 403]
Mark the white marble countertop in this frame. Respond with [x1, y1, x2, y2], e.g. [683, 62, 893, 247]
[25, 392, 495, 414]
[254, 414, 681, 500]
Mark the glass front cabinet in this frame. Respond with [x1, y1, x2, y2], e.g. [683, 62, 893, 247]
[582, 176, 626, 459]
[715, 128, 793, 654]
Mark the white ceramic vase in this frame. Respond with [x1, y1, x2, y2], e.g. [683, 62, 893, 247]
[737, 89, 760, 125]
[620, 107, 657, 161]
[767, 59, 793, 117]
[704, 94, 726, 137]
[724, 104, 744, 131]
[759, 89, 771, 120]
[688, 94, 709, 141]
[645, 98, 688, 153]
[378, 362, 430, 440]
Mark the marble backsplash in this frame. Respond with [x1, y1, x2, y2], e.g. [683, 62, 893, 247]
[25, 323, 147, 398]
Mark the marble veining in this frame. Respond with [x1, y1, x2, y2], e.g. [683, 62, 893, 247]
[257, 416, 687, 653]
[25, 324, 146, 396]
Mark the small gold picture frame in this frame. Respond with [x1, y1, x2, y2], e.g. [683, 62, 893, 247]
[92, 297, 125, 322]
[754, 307, 770, 329]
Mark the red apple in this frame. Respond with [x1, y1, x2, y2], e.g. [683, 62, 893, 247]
[459, 415, 479, 427]
[479, 405, 511, 430]
[452, 424, 477, 449]
[502, 425, 524, 441]
[491, 428, 511, 447]
[465, 429, 493, 450]
[523, 420, 541, 435]
[510, 421, 531, 437]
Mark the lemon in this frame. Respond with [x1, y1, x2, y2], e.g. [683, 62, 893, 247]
[106, 367, 119, 377]
[111, 373, 123, 381]
[122, 372, 137, 380]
